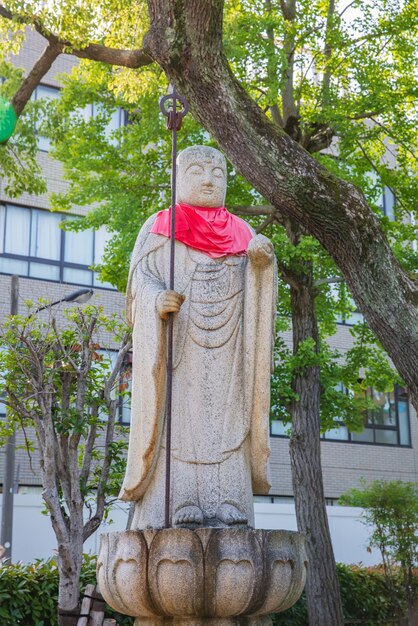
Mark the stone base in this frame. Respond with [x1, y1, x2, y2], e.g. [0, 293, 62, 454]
[98, 528, 307, 623]
[134, 617, 273, 626]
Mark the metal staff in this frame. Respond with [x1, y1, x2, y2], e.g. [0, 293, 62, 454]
[159, 85, 189, 528]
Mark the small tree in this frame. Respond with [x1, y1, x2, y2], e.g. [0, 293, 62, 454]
[340, 480, 418, 625]
[0, 304, 132, 625]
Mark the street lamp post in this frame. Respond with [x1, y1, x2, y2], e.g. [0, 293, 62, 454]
[0, 275, 18, 562]
[0, 280, 94, 562]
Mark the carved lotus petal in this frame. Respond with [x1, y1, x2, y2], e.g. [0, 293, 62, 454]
[203, 529, 264, 617]
[148, 529, 204, 617]
[97, 528, 307, 621]
[254, 530, 307, 615]
[97, 530, 155, 617]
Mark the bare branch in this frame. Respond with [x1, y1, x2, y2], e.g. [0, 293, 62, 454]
[80, 405, 99, 486]
[18, 419, 35, 473]
[348, 110, 382, 120]
[256, 215, 275, 233]
[354, 139, 410, 215]
[370, 116, 418, 164]
[322, 0, 336, 105]
[83, 396, 116, 541]
[67, 313, 96, 485]
[54, 431, 72, 506]
[84, 334, 131, 541]
[104, 333, 132, 403]
[354, 139, 381, 177]
[51, 318, 79, 372]
[277, 261, 301, 289]
[338, 0, 357, 18]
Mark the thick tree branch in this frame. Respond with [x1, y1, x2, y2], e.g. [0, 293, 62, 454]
[12, 42, 61, 116]
[278, 0, 299, 137]
[0, 4, 153, 69]
[231, 204, 274, 216]
[303, 122, 335, 153]
[314, 276, 344, 287]
[0, 4, 13, 20]
[65, 42, 152, 68]
[144, 0, 418, 411]
[322, 0, 336, 105]
[265, 0, 284, 128]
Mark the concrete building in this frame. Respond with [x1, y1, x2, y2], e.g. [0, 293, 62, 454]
[1, 29, 417, 521]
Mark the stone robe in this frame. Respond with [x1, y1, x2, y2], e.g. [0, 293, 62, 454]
[120, 214, 277, 529]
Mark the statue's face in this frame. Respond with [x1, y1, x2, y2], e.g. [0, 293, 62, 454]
[176, 147, 227, 208]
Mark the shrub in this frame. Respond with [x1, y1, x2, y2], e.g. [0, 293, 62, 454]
[272, 563, 416, 626]
[340, 480, 418, 620]
[0, 555, 133, 626]
[0, 558, 59, 626]
[1, 557, 414, 626]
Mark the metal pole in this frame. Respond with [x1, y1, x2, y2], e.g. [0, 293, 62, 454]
[164, 93, 177, 529]
[1, 274, 19, 562]
[159, 86, 189, 528]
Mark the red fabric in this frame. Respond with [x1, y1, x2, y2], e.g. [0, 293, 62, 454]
[150, 203, 253, 258]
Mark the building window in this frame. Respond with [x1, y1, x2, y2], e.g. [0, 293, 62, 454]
[0, 204, 114, 289]
[97, 349, 132, 424]
[338, 306, 364, 326]
[347, 386, 410, 446]
[32, 84, 127, 151]
[119, 354, 132, 424]
[382, 187, 396, 221]
[253, 495, 295, 504]
[33, 85, 60, 151]
[271, 385, 411, 447]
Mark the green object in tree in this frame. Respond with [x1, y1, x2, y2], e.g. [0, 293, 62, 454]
[0, 97, 17, 143]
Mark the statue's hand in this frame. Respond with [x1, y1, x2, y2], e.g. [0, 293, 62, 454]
[248, 234, 275, 268]
[156, 290, 186, 320]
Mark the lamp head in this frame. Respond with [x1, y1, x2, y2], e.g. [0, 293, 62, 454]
[64, 288, 94, 304]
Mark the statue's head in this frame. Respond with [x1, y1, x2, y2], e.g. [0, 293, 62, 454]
[176, 146, 227, 208]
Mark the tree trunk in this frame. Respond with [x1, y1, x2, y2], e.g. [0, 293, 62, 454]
[57, 538, 83, 626]
[408, 597, 418, 626]
[144, 0, 418, 412]
[289, 260, 345, 626]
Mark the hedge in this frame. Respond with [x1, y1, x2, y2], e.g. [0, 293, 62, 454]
[0, 555, 131, 626]
[272, 563, 415, 626]
[0, 558, 414, 625]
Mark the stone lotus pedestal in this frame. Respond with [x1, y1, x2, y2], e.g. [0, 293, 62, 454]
[97, 528, 307, 626]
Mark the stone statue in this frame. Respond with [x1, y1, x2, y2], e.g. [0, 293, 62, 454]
[100, 147, 305, 626]
[120, 146, 277, 529]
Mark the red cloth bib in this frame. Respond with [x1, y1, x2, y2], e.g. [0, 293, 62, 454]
[150, 203, 253, 258]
